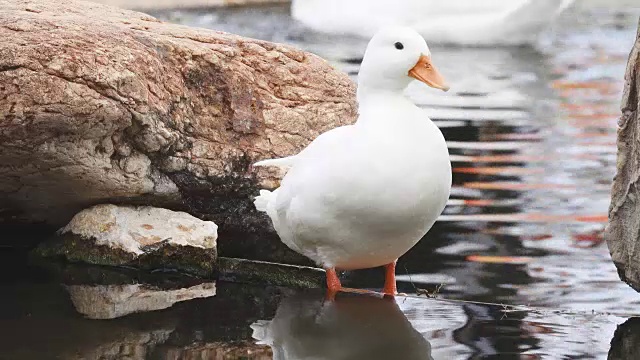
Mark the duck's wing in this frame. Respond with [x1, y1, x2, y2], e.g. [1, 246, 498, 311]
[412, 0, 571, 45]
[501, 0, 573, 20]
[252, 125, 356, 256]
[408, 0, 527, 17]
[254, 125, 356, 259]
[252, 125, 355, 171]
[407, 0, 567, 25]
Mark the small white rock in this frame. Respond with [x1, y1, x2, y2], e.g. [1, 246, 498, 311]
[59, 204, 218, 255]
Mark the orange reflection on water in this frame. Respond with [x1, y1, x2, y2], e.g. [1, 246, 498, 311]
[570, 132, 615, 139]
[566, 113, 618, 121]
[488, 133, 542, 141]
[439, 214, 607, 223]
[466, 255, 533, 264]
[572, 231, 605, 248]
[463, 199, 496, 206]
[447, 199, 497, 207]
[453, 167, 543, 176]
[576, 141, 616, 148]
[567, 118, 618, 128]
[552, 80, 617, 91]
[560, 102, 609, 112]
[450, 154, 600, 163]
[451, 155, 547, 163]
[463, 182, 575, 191]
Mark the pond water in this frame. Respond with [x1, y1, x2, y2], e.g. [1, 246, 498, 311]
[2, 1, 640, 359]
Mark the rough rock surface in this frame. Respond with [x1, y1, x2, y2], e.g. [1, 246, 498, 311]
[92, 0, 287, 11]
[161, 342, 272, 360]
[606, 20, 640, 292]
[67, 282, 216, 319]
[60, 204, 218, 254]
[0, 0, 357, 246]
[36, 204, 219, 276]
[609, 317, 640, 360]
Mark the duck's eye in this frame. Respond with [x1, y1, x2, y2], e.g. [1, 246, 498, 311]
[394, 42, 404, 50]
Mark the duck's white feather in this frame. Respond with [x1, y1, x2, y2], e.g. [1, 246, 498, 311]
[254, 126, 355, 171]
[255, 96, 450, 269]
[253, 156, 297, 170]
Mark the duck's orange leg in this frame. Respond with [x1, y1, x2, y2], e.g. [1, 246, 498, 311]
[325, 268, 342, 301]
[383, 260, 398, 296]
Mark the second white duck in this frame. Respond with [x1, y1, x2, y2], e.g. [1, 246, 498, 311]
[292, 0, 575, 46]
[253, 27, 452, 297]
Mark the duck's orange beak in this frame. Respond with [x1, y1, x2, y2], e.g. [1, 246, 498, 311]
[408, 54, 450, 92]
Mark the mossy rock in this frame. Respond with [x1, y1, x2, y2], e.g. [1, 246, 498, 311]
[218, 257, 325, 289]
[33, 236, 325, 289]
[33, 233, 217, 278]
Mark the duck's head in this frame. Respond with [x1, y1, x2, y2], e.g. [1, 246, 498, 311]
[358, 26, 449, 94]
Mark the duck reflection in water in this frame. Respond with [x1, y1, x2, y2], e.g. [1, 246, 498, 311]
[251, 291, 433, 360]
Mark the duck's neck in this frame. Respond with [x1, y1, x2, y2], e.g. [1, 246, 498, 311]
[356, 86, 412, 123]
[357, 84, 408, 104]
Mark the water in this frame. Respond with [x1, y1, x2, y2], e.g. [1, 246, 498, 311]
[2, 2, 640, 359]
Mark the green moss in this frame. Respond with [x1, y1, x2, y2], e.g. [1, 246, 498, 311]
[218, 257, 324, 289]
[30, 259, 209, 289]
[33, 234, 323, 288]
[32, 233, 216, 278]
[136, 242, 217, 278]
[32, 234, 135, 266]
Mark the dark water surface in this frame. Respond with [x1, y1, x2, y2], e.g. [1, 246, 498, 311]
[2, 2, 640, 359]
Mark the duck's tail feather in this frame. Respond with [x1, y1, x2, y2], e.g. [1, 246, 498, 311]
[253, 155, 297, 170]
[254, 189, 274, 212]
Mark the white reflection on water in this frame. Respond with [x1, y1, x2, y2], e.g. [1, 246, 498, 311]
[252, 292, 435, 360]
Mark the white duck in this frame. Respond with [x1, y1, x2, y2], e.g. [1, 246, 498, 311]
[253, 27, 451, 297]
[251, 292, 434, 360]
[292, 0, 574, 46]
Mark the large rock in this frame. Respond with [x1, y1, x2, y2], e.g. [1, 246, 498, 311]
[0, 0, 357, 247]
[606, 20, 640, 292]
